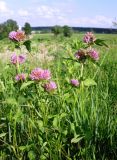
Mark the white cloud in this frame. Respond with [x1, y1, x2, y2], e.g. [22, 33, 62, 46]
[0, 1, 7, 12]
[95, 15, 112, 26]
[35, 5, 113, 27]
[0, 0, 13, 15]
[37, 5, 63, 19]
[69, 15, 113, 27]
[18, 9, 30, 17]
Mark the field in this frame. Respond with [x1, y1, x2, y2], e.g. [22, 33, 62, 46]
[0, 33, 117, 160]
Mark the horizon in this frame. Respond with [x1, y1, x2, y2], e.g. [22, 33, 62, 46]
[30, 26, 117, 29]
[0, 0, 117, 28]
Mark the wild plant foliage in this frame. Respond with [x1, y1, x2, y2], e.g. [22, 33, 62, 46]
[0, 31, 116, 160]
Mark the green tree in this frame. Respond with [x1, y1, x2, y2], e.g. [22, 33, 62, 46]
[4, 19, 18, 32]
[23, 22, 32, 35]
[0, 24, 6, 39]
[63, 25, 73, 37]
[0, 19, 18, 40]
[51, 25, 63, 36]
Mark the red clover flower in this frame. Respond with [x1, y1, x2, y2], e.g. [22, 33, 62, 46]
[11, 53, 26, 65]
[30, 68, 51, 81]
[43, 81, 57, 92]
[9, 30, 25, 42]
[70, 79, 80, 87]
[15, 73, 26, 81]
[83, 32, 96, 44]
[88, 49, 99, 61]
[74, 50, 86, 61]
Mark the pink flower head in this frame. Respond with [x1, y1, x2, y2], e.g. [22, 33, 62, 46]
[83, 32, 96, 44]
[11, 53, 26, 65]
[30, 68, 51, 81]
[75, 50, 86, 61]
[30, 68, 43, 80]
[9, 31, 17, 40]
[88, 49, 99, 61]
[9, 30, 25, 41]
[42, 70, 51, 80]
[43, 81, 57, 92]
[15, 73, 26, 81]
[70, 79, 80, 87]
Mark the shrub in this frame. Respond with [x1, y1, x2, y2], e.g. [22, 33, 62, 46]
[63, 25, 73, 37]
[51, 25, 63, 36]
[23, 22, 32, 36]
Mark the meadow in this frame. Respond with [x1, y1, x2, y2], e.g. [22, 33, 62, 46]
[0, 32, 117, 160]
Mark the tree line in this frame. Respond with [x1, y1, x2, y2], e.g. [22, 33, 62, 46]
[51, 25, 73, 37]
[0, 19, 73, 40]
[0, 18, 117, 40]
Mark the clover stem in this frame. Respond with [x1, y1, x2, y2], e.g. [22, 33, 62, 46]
[80, 63, 84, 79]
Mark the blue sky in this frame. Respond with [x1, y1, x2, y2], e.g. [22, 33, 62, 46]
[0, 0, 116, 28]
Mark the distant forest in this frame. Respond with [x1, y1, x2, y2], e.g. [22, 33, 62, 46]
[31, 26, 117, 34]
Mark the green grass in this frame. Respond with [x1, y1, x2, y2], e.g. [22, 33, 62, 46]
[0, 33, 117, 160]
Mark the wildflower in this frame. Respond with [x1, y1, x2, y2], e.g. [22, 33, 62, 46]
[83, 32, 96, 44]
[15, 73, 26, 81]
[75, 49, 86, 61]
[9, 31, 17, 40]
[11, 53, 26, 65]
[30, 68, 43, 80]
[42, 70, 51, 80]
[70, 79, 80, 87]
[30, 68, 51, 81]
[15, 31, 25, 41]
[43, 81, 57, 92]
[88, 49, 99, 61]
[9, 30, 25, 41]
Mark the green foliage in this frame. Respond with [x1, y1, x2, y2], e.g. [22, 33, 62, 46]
[63, 25, 73, 37]
[0, 19, 18, 39]
[20, 81, 34, 91]
[0, 33, 117, 160]
[51, 25, 63, 36]
[83, 78, 97, 86]
[94, 38, 108, 47]
[23, 22, 32, 35]
[71, 135, 84, 143]
[23, 40, 31, 52]
[0, 133, 7, 138]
